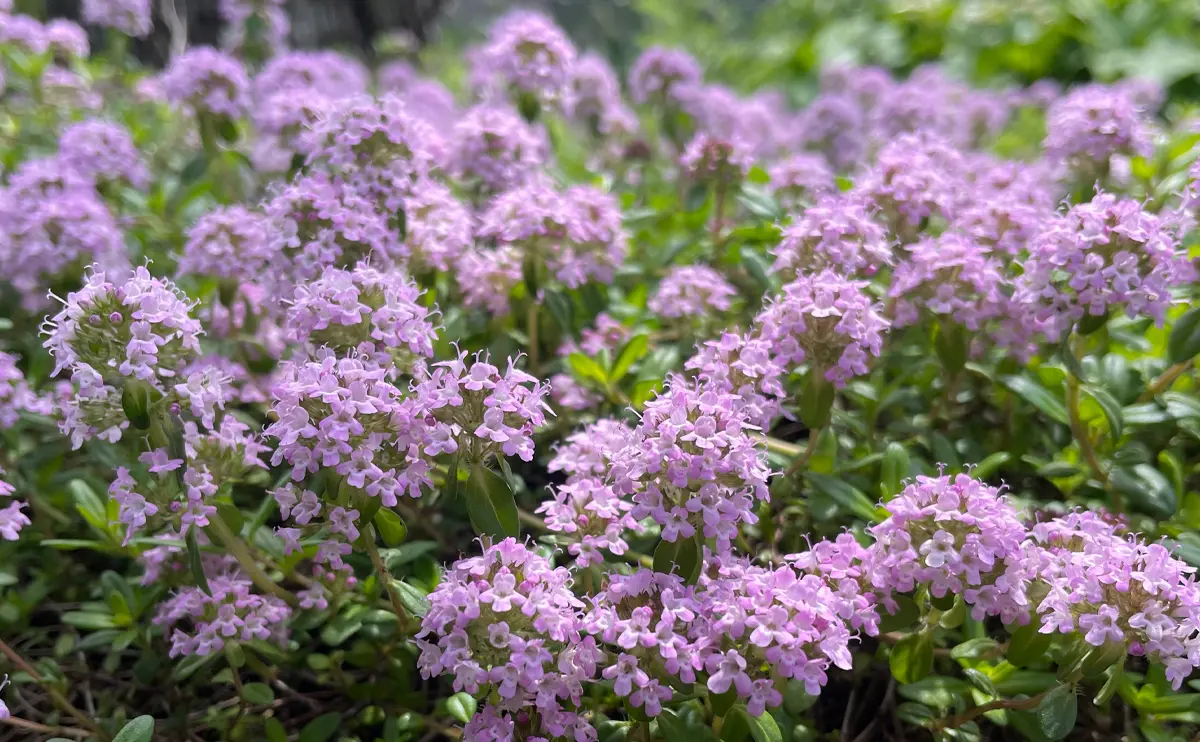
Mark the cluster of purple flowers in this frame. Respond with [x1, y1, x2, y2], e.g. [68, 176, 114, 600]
[156, 570, 291, 658]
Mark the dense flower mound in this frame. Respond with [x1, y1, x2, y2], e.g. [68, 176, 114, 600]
[649, 264, 737, 320]
[477, 176, 627, 289]
[609, 377, 771, 552]
[685, 331, 786, 430]
[680, 133, 753, 186]
[265, 353, 435, 502]
[252, 51, 370, 102]
[455, 247, 522, 316]
[691, 554, 863, 706]
[1029, 511, 1200, 689]
[82, 0, 152, 37]
[768, 153, 836, 210]
[0, 352, 50, 427]
[868, 473, 1033, 623]
[263, 173, 400, 286]
[0, 465, 29, 541]
[177, 206, 273, 280]
[853, 133, 965, 241]
[567, 52, 634, 133]
[628, 46, 702, 105]
[412, 350, 550, 465]
[583, 569, 700, 713]
[285, 262, 439, 363]
[450, 104, 546, 194]
[417, 539, 599, 720]
[401, 178, 474, 273]
[1044, 83, 1155, 181]
[43, 265, 203, 382]
[304, 95, 439, 212]
[889, 232, 1009, 330]
[160, 47, 251, 120]
[57, 120, 149, 188]
[1014, 192, 1195, 341]
[771, 195, 892, 280]
[156, 570, 291, 658]
[539, 418, 638, 565]
[756, 270, 890, 386]
[475, 9, 577, 108]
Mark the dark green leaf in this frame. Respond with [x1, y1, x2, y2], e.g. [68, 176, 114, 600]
[443, 453, 461, 502]
[446, 692, 477, 724]
[736, 705, 783, 742]
[1168, 306, 1200, 363]
[951, 638, 1000, 660]
[972, 452, 1012, 480]
[242, 682, 275, 705]
[933, 322, 968, 375]
[1080, 642, 1126, 678]
[179, 155, 209, 184]
[711, 688, 739, 717]
[880, 442, 910, 500]
[799, 373, 835, 429]
[187, 527, 212, 597]
[298, 712, 343, 742]
[1083, 385, 1124, 440]
[61, 611, 117, 629]
[652, 533, 702, 585]
[1038, 684, 1077, 741]
[610, 334, 649, 382]
[392, 580, 431, 617]
[890, 633, 934, 684]
[374, 508, 408, 547]
[1002, 375, 1069, 425]
[215, 502, 244, 536]
[265, 718, 288, 742]
[121, 380, 154, 430]
[1007, 623, 1053, 668]
[877, 595, 920, 633]
[805, 473, 879, 522]
[112, 716, 155, 742]
[569, 352, 609, 386]
[544, 290, 575, 334]
[465, 463, 520, 540]
[1111, 464, 1177, 517]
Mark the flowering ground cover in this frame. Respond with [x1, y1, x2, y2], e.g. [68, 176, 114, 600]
[2, 2, 1200, 741]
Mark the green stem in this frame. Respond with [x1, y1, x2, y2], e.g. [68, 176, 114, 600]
[786, 428, 822, 476]
[0, 639, 110, 742]
[206, 517, 299, 608]
[1138, 360, 1192, 402]
[364, 524, 411, 630]
[930, 689, 1050, 732]
[1065, 336, 1111, 504]
[526, 300, 540, 376]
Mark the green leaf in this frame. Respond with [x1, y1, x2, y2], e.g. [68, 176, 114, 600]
[972, 452, 1012, 480]
[1002, 375, 1069, 425]
[880, 443, 910, 500]
[121, 380, 155, 430]
[657, 709, 694, 742]
[443, 453, 461, 502]
[392, 580, 431, 617]
[544, 290, 575, 334]
[877, 595, 920, 633]
[265, 717, 288, 742]
[1038, 684, 1078, 741]
[933, 322, 968, 375]
[951, 637, 1001, 660]
[610, 334, 649, 383]
[569, 352, 609, 386]
[1168, 306, 1200, 363]
[799, 373, 835, 429]
[465, 463, 521, 540]
[179, 154, 209, 184]
[652, 533, 702, 585]
[720, 707, 750, 742]
[805, 473, 879, 522]
[1083, 385, 1124, 440]
[1111, 464, 1177, 517]
[711, 689, 739, 717]
[242, 682, 275, 705]
[890, 633, 934, 684]
[1094, 664, 1123, 707]
[737, 706, 783, 742]
[112, 715, 155, 742]
[186, 527, 212, 597]
[374, 508, 408, 547]
[1007, 623, 1053, 668]
[61, 611, 117, 629]
[298, 712, 343, 742]
[446, 692, 477, 724]
[217, 117, 239, 142]
[1080, 642, 1126, 678]
[215, 502, 244, 536]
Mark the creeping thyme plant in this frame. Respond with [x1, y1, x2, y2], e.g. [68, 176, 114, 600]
[5, 2, 1200, 741]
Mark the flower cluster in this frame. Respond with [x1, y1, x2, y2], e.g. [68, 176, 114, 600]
[177, 206, 273, 281]
[156, 571, 291, 657]
[160, 47, 251, 120]
[0, 466, 29, 541]
[756, 270, 890, 387]
[628, 46, 703, 105]
[1014, 192, 1195, 341]
[1044, 84, 1155, 182]
[284, 263, 439, 365]
[57, 120, 149, 189]
[772, 195, 891, 280]
[81, 0, 152, 37]
[450, 104, 546, 194]
[868, 473, 1034, 623]
[685, 332, 786, 430]
[412, 351, 550, 465]
[648, 265, 737, 320]
[889, 233, 1008, 330]
[475, 10, 577, 108]
[609, 377, 771, 552]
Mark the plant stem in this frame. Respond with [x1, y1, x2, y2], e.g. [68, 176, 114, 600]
[786, 428, 822, 476]
[930, 690, 1049, 732]
[1138, 360, 1193, 402]
[363, 523, 411, 630]
[526, 300, 540, 376]
[206, 517, 300, 608]
[0, 639, 110, 741]
[711, 185, 726, 246]
[759, 435, 803, 457]
[1065, 337, 1111, 508]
